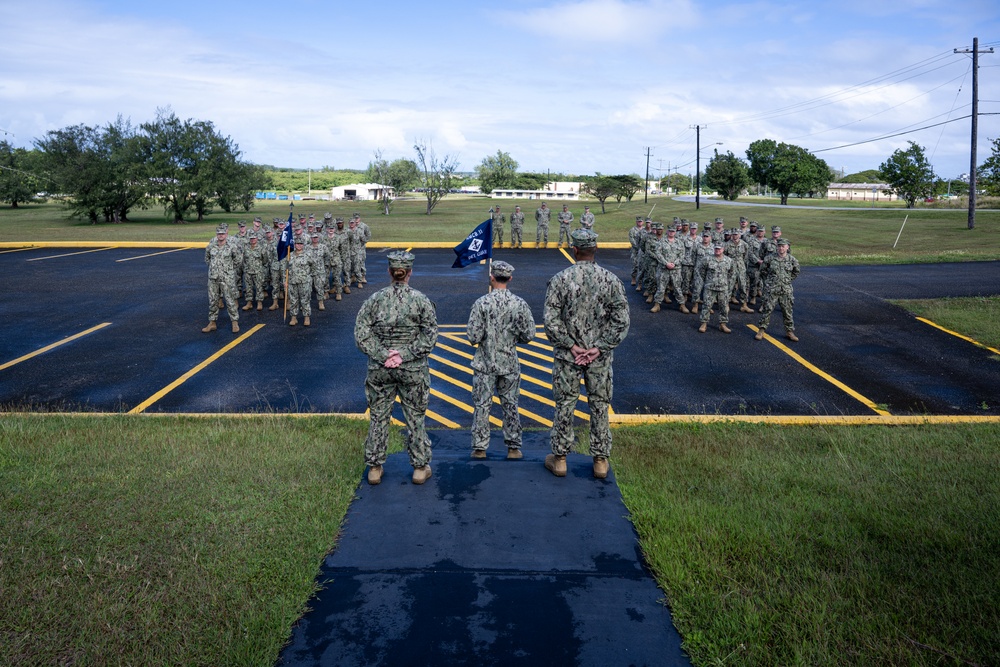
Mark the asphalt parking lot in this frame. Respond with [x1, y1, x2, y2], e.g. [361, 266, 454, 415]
[1, 245, 999, 424]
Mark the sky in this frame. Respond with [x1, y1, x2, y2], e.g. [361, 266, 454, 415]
[2, 0, 999, 180]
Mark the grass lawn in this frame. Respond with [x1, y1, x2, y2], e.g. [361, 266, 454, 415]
[892, 296, 1000, 352]
[2, 197, 1000, 266]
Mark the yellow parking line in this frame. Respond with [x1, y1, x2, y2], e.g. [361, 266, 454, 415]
[129, 324, 265, 414]
[0, 322, 112, 371]
[391, 396, 457, 427]
[527, 339, 554, 351]
[747, 325, 891, 416]
[536, 332, 549, 340]
[116, 248, 191, 262]
[435, 341, 475, 360]
[26, 247, 117, 262]
[515, 345, 553, 362]
[517, 357, 553, 375]
[0, 246, 37, 254]
[440, 332, 473, 347]
[429, 367, 545, 427]
[560, 247, 575, 264]
[438, 324, 468, 329]
[916, 317, 1000, 355]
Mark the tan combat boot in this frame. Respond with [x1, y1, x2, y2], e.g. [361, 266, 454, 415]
[593, 457, 609, 479]
[335, 293, 342, 301]
[303, 316, 311, 327]
[786, 330, 799, 342]
[646, 295, 654, 304]
[269, 299, 279, 311]
[507, 448, 523, 460]
[231, 321, 240, 333]
[698, 322, 707, 333]
[201, 321, 216, 333]
[544, 454, 567, 477]
[471, 450, 487, 459]
[691, 303, 700, 314]
[412, 465, 432, 484]
[680, 304, 690, 314]
[219, 298, 225, 310]
[650, 303, 661, 313]
[720, 323, 732, 334]
[343, 286, 351, 294]
[241, 302, 252, 311]
[755, 329, 765, 341]
[289, 316, 298, 326]
[356, 283, 363, 289]
[730, 296, 739, 305]
[256, 301, 263, 311]
[631, 278, 636, 285]
[367, 465, 383, 485]
[318, 300, 325, 311]
[740, 302, 753, 313]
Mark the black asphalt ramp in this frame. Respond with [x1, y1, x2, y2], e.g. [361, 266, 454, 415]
[278, 430, 690, 667]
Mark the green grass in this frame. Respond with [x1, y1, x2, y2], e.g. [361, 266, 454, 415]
[892, 296, 1000, 351]
[612, 422, 1000, 666]
[0, 415, 400, 666]
[3, 196, 1000, 266]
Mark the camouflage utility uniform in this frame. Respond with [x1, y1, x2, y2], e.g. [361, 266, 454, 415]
[205, 236, 240, 326]
[509, 208, 525, 248]
[757, 247, 801, 337]
[286, 248, 314, 319]
[491, 207, 506, 247]
[535, 205, 550, 245]
[556, 208, 573, 246]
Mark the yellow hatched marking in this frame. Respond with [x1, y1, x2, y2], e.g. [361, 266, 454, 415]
[440, 332, 551, 363]
[747, 325, 891, 416]
[514, 345, 553, 362]
[116, 248, 190, 262]
[527, 339, 554, 351]
[26, 247, 117, 262]
[536, 332, 549, 340]
[560, 247, 575, 264]
[429, 367, 551, 427]
[129, 324, 265, 414]
[439, 332, 474, 347]
[0, 246, 37, 254]
[0, 322, 112, 371]
[393, 395, 460, 429]
[916, 317, 1000, 355]
[435, 341, 474, 360]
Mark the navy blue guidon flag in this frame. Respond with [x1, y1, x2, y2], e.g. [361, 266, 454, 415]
[276, 210, 295, 261]
[452, 218, 493, 268]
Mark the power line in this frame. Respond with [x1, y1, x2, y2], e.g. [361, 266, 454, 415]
[809, 113, 1000, 153]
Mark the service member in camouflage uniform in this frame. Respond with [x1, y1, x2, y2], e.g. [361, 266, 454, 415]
[241, 232, 267, 312]
[354, 213, 371, 285]
[543, 229, 630, 480]
[233, 221, 249, 298]
[467, 261, 536, 459]
[286, 242, 315, 327]
[698, 244, 736, 334]
[491, 205, 506, 247]
[640, 219, 660, 297]
[348, 216, 370, 288]
[680, 221, 698, 305]
[690, 231, 714, 314]
[309, 233, 331, 311]
[262, 228, 278, 306]
[744, 223, 763, 304]
[535, 202, 550, 247]
[202, 225, 240, 333]
[334, 217, 352, 294]
[755, 238, 801, 342]
[355, 251, 438, 486]
[725, 229, 754, 313]
[580, 205, 595, 229]
[759, 225, 783, 262]
[628, 216, 644, 286]
[324, 225, 346, 301]
[509, 206, 525, 248]
[556, 204, 574, 247]
[650, 225, 689, 313]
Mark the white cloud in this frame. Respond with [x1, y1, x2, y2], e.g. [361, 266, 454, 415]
[493, 0, 699, 43]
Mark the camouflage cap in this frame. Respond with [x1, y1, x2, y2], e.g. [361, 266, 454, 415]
[387, 250, 415, 269]
[491, 260, 514, 279]
[749, 220, 758, 228]
[713, 243, 725, 250]
[265, 228, 274, 235]
[253, 216, 262, 223]
[308, 214, 315, 220]
[772, 226, 781, 232]
[667, 225, 677, 232]
[310, 233, 320, 241]
[714, 217, 724, 224]
[635, 216, 644, 221]
[739, 216, 748, 223]
[238, 220, 247, 228]
[673, 216, 681, 223]
[777, 238, 790, 246]
[690, 222, 698, 229]
[324, 212, 332, 220]
[680, 219, 690, 226]
[702, 231, 712, 238]
[215, 225, 227, 234]
[570, 228, 598, 249]
[353, 212, 361, 218]
[336, 217, 344, 223]
[652, 222, 664, 230]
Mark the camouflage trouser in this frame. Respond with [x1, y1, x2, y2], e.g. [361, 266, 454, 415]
[272, 261, 286, 300]
[351, 249, 367, 283]
[747, 267, 761, 299]
[630, 248, 639, 281]
[338, 250, 351, 286]
[536, 223, 548, 244]
[471, 371, 522, 451]
[654, 266, 684, 304]
[311, 268, 326, 302]
[551, 353, 613, 458]
[558, 224, 571, 246]
[364, 364, 432, 468]
[327, 261, 343, 296]
[208, 278, 238, 322]
[692, 268, 707, 303]
[700, 288, 730, 324]
[493, 224, 504, 246]
[510, 226, 523, 247]
[288, 281, 311, 317]
[244, 271, 265, 303]
[731, 266, 748, 304]
[642, 256, 658, 293]
[681, 264, 695, 296]
[757, 290, 795, 332]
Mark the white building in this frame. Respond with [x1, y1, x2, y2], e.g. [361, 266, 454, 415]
[330, 183, 392, 201]
[490, 180, 586, 200]
[826, 183, 899, 202]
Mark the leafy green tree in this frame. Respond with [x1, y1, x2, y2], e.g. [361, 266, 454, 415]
[513, 172, 549, 190]
[413, 140, 458, 215]
[704, 150, 750, 201]
[0, 141, 40, 208]
[475, 150, 518, 195]
[978, 137, 1000, 196]
[879, 141, 936, 208]
[841, 169, 882, 183]
[366, 152, 420, 215]
[216, 161, 270, 213]
[745, 139, 830, 204]
[663, 172, 691, 194]
[610, 174, 644, 203]
[584, 174, 618, 213]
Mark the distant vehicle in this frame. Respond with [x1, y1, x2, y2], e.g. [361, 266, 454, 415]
[924, 197, 936, 203]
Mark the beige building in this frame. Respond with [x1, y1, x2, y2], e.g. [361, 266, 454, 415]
[826, 183, 899, 202]
[330, 183, 392, 201]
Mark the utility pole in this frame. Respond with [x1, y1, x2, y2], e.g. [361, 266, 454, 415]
[644, 147, 652, 204]
[690, 125, 702, 209]
[955, 37, 994, 230]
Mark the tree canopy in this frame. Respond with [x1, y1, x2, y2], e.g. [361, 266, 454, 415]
[475, 151, 518, 194]
[366, 151, 420, 215]
[704, 150, 750, 201]
[978, 137, 1000, 197]
[746, 139, 831, 204]
[610, 174, 644, 203]
[0, 140, 40, 208]
[414, 141, 458, 215]
[584, 174, 618, 213]
[879, 141, 936, 208]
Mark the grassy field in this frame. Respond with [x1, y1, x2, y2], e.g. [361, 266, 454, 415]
[2, 196, 999, 266]
[892, 296, 1000, 351]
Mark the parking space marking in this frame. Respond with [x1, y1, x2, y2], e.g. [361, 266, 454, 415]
[116, 248, 192, 263]
[916, 317, 1000, 355]
[747, 325, 892, 416]
[0, 246, 37, 254]
[0, 322, 112, 371]
[128, 324, 266, 414]
[394, 395, 461, 429]
[26, 247, 118, 262]
[559, 247, 575, 264]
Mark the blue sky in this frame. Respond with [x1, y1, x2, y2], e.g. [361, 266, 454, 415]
[2, 0, 998, 180]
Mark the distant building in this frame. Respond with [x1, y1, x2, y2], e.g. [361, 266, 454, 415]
[827, 183, 899, 202]
[491, 180, 586, 200]
[330, 183, 393, 201]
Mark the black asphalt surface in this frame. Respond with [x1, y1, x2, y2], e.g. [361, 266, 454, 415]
[277, 430, 690, 667]
[1, 246, 1000, 419]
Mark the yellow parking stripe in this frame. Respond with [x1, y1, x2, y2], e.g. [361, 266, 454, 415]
[916, 317, 1000, 355]
[560, 247, 575, 264]
[429, 367, 549, 427]
[747, 325, 891, 416]
[129, 324, 265, 414]
[26, 247, 117, 262]
[435, 341, 474, 360]
[116, 248, 191, 262]
[439, 332, 473, 347]
[0, 246, 37, 254]
[390, 397, 458, 428]
[514, 345, 553, 362]
[527, 339, 554, 352]
[0, 322, 112, 371]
